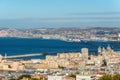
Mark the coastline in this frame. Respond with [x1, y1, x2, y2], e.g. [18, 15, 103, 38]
[0, 37, 120, 60]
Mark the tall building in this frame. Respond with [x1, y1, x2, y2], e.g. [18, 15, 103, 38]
[81, 48, 88, 61]
[98, 46, 102, 55]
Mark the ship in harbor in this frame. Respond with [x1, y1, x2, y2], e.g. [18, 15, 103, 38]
[66, 38, 81, 42]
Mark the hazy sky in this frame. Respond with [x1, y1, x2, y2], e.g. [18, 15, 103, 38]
[0, 0, 120, 28]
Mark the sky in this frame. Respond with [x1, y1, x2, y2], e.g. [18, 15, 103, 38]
[0, 0, 120, 28]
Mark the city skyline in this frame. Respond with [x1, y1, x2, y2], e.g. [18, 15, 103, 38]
[0, 0, 120, 28]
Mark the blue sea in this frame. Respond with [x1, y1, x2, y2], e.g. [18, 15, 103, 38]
[0, 37, 120, 60]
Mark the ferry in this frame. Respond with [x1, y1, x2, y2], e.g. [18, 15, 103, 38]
[67, 38, 81, 42]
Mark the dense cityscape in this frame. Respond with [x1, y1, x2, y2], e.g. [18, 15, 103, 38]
[0, 45, 120, 80]
[0, 28, 120, 80]
[0, 27, 120, 41]
[1, 0, 120, 80]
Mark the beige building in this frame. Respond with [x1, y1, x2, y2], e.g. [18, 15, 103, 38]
[57, 59, 69, 68]
[57, 52, 81, 59]
[81, 48, 88, 61]
[44, 52, 82, 69]
[48, 60, 58, 69]
[0, 59, 25, 71]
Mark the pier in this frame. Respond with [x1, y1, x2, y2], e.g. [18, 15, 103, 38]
[4, 53, 43, 58]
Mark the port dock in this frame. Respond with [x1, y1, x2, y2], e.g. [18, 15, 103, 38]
[4, 53, 43, 58]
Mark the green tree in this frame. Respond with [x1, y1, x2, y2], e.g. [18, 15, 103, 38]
[17, 74, 31, 80]
[113, 74, 120, 80]
[10, 79, 16, 80]
[99, 74, 112, 80]
[68, 74, 76, 78]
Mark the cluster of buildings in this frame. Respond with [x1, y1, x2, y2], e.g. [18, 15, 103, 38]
[38, 46, 120, 80]
[1, 28, 120, 41]
[39, 46, 120, 71]
[0, 55, 25, 71]
[0, 46, 120, 80]
[48, 75, 96, 80]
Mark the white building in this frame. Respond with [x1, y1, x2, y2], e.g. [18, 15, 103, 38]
[48, 76, 64, 80]
[76, 75, 95, 80]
